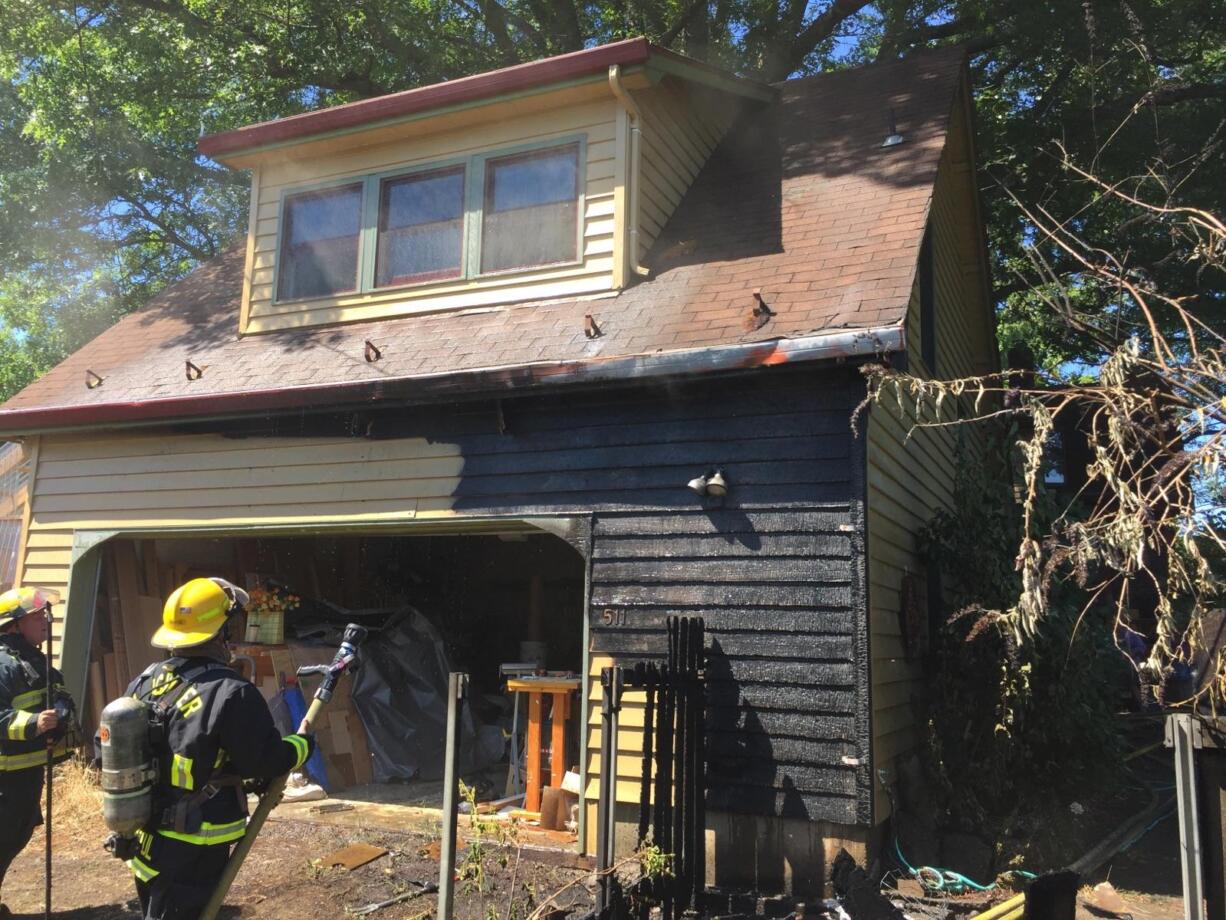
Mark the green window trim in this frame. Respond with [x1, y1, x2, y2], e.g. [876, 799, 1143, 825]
[272, 134, 588, 306]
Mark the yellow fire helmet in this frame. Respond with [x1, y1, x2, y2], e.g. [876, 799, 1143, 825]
[0, 586, 59, 624]
[152, 577, 251, 650]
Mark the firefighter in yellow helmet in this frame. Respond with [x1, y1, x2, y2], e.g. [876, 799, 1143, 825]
[122, 578, 314, 920]
[0, 587, 79, 919]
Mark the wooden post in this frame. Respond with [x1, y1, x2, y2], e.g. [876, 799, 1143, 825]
[550, 691, 568, 788]
[525, 691, 543, 812]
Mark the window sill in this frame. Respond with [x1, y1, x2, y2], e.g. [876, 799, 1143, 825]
[270, 255, 588, 311]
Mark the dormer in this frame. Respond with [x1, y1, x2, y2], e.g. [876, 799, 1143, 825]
[200, 39, 774, 335]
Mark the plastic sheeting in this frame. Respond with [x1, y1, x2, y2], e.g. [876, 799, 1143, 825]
[350, 608, 502, 782]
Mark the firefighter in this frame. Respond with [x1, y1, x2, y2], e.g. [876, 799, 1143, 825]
[0, 586, 79, 918]
[124, 578, 314, 920]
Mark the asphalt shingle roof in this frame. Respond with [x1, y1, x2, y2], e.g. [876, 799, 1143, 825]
[0, 46, 965, 427]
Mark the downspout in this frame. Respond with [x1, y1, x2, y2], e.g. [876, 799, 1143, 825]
[608, 65, 650, 279]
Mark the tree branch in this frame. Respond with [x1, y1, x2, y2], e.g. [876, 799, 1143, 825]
[771, 0, 873, 81]
[1140, 80, 1226, 107]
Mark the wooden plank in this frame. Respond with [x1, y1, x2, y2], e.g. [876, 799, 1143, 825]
[591, 556, 850, 584]
[128, 596, 164, 676]
[109, 543, 140, 685]
[349, 708, 373, 785]
[591, 532, 852, 560]
[586, 609, 857, 634]
[590, 583, 853, 608]
[102, 652, 120, 703]
[139, 540, 161, 598]
[87, 661, 106, 730]
[593, 509, 851, 537]
[592, 630, 854, 660]
[550, 691, 568, 788]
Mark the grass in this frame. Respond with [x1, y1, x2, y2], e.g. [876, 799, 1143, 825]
[49, 755, 107, 840]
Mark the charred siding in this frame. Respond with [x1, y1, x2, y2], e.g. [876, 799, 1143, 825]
[445, 368, 871, 824]
[37, 365, 871, 826]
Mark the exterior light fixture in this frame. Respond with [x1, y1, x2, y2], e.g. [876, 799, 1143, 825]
[687, 469, 729, 499]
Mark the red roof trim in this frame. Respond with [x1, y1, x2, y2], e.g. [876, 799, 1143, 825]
[0, 326, 904, 435]
[199, 38, 653, 159]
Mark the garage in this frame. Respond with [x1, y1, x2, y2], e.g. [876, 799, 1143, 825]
[79, 526, 587, 825]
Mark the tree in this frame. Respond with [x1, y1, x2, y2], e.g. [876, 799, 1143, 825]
[0, 0, 1223, 399]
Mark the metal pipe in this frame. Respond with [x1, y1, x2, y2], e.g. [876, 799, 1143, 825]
[438, 672, 469, 920]
[608, 65, 650, 281]
[1170, 713, 1207, 920]
[605, 668, 623, 870]
[596, 667, 616, 911]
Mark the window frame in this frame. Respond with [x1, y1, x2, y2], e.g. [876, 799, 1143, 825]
[372, 162, 470, 290]
[476, 141, 583, 277]
[273, 180, 366, 304]
[272, 135, 587, 306]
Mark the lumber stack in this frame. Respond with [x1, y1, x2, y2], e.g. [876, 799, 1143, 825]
[231, 641, 375, 791]
[83, 541, 170, 734]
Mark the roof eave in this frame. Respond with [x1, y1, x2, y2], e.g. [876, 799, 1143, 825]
[0, 325, 903, 437]
[198, 39, 774, 163]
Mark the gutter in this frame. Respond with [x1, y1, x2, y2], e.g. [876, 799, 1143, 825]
[0, 325, 903, 437]
[607, 65, 651, 280]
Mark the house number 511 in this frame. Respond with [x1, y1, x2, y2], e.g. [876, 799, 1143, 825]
[600, 608, 629, 627]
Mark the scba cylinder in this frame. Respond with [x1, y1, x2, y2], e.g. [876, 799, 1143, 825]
[99, 696, 154, 835]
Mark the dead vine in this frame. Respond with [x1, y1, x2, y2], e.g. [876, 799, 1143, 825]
[861, 153, 1226, 707]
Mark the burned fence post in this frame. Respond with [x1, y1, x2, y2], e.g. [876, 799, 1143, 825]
[637, 664, 658, 920]
[597, 666, 625, 912]
[637, 664, 657, 848]
[693, 618, 706, 910]
[672, 618, 689, 912]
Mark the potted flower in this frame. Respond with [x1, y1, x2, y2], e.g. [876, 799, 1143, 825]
[243, 585, 301, 645]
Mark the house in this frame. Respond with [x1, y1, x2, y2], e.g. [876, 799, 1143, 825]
[0, 38, 995, 893]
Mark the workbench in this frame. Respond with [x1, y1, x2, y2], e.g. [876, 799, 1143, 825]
[506, 677, 580, 812]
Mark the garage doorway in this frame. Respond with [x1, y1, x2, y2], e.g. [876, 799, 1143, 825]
[78, 524, 588, 835]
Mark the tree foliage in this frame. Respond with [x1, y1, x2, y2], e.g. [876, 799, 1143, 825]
[0, 0, 1223, 398]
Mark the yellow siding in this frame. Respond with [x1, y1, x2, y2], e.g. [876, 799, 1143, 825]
[583, 655, 656, 804]
[20, 429, 473, 665]
[866, 82, 995, 822]
[246, 100, 622, 333]
[636, 80, 736, 260]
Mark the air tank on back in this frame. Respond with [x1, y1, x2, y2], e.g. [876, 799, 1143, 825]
[98, 696, 154, 835]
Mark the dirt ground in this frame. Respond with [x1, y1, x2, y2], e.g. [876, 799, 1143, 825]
[2, 812, 593, 920]
[0, 760, 1188, 920]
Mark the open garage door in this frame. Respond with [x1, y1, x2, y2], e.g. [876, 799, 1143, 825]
[78, 525, 586, 818]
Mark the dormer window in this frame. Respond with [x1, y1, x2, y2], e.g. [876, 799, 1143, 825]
[481, 144, 580, 273]
[376, 166, 466, 287]
[278, 183, 363, 300]
[273, 139, 584, 304]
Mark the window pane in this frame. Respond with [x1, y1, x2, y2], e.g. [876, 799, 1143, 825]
[376, 167, 466, 287]
[277, 184, 362, 301]
[481, 144, 579, 273]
